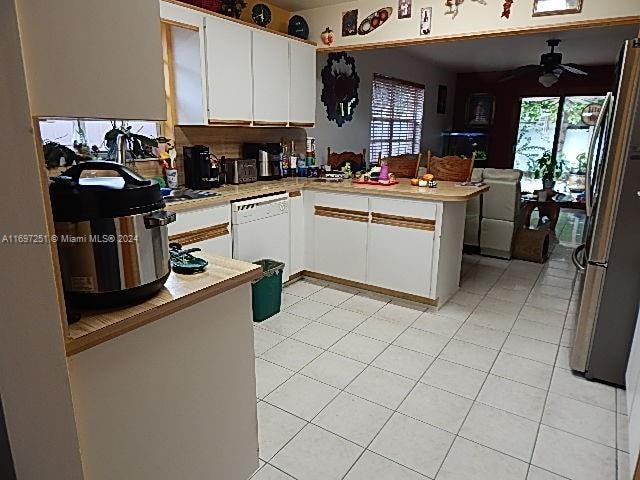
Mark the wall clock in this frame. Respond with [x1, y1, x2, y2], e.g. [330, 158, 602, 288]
[288, 15, 310, 40]
[252, 3, 272, 27]
[321, 52, 360, 127]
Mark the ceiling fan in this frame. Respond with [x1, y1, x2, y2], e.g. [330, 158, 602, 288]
[501, 39, 589, 87]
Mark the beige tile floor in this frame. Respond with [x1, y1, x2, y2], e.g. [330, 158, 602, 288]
[250, 245, 630, 480]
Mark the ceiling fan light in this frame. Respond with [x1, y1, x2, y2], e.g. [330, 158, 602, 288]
[539, 73, 559, 88]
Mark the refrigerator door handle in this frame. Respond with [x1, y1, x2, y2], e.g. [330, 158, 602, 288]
[572, 244, 587, 272]
[586, 92, 613, 217]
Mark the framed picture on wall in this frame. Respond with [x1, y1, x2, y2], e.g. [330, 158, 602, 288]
[437, 85, 447, 115]
[533, 0, 583, 16]
[398, 0, 412, 19]
[342, 9, 358, 36]
[420, 7, 432, 36]
[466, 93, 494, 127]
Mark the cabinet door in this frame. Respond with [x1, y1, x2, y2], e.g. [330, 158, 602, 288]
[290, 193, 305, 276]
[170, 24, 208, 125]
[17, 0, 165, 119]
[314, 211, 368, 283]
[289, 41, 316, 126]
[366, 221, 434, 297]
[252, 31, 289, 124]
[193, 234, 232, 258]
[204, 15, 253, 123]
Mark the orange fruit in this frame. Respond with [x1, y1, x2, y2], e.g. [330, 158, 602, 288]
[410, 178, 420, 186]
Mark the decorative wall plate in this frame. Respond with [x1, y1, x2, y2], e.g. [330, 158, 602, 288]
[358, 7, 392, 35]
[321, 52, 360, 127]
[288, 15, 309, 39]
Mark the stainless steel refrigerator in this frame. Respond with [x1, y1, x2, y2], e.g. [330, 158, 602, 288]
[571, 38, 640, 386]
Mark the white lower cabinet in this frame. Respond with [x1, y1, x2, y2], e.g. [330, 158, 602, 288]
[312, 193, 369, 283]
[191, 234, 232, 258]
[366, 197, 438, 297]
[366, 222, 434, 297]
[289, 193, 305, 276]
[168, 204, 232, 258]
[314, 215, 368, 283]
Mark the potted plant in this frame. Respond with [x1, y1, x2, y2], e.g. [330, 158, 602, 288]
[104, 123, 158, 162]
[566, 152, 587, 192]
[533, 150, 565, 190]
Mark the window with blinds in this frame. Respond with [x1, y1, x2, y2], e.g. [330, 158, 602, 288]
[369, 74, 425, 163]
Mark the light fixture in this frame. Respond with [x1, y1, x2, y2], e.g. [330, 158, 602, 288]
[539, 73, 559, 88]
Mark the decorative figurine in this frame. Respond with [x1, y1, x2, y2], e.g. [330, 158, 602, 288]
[321, 27, 334, 45]
[445, 0, 486, 19]
[502, 0, 514, 18]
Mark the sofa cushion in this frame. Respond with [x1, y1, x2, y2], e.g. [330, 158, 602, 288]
[483, 168, 523, 182]
[481, 219, 516, 259]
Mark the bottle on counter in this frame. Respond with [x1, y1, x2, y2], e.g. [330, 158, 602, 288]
[281, 138, 290, 177]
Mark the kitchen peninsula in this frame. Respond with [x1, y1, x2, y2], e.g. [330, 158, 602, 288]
[167, 178, 488, 306]
[65, 256, 262, 480]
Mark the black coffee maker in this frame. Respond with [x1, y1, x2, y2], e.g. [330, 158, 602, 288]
[183, 145, 222, 189]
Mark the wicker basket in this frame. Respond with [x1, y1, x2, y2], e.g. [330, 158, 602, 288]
[182, 0, 222, 13]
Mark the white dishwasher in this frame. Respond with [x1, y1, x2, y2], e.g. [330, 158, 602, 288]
[232, 193, 291, 282]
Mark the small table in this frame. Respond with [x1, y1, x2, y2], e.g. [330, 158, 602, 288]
[520, 191, 585, 235]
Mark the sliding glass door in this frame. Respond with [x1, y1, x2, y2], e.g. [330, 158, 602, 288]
[514, 95, 606, 192]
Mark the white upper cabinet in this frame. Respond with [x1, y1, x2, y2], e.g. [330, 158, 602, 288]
[160, 1, 315, 126]
[171, 25, 208, 125]
[289, 41, 316, 126]
[252, 31, 290, 125]
[17, 0, 165, 120]
[204, 15, 253, 124]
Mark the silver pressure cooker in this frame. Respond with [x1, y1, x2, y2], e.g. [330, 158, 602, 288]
[49, 161, 176, 310]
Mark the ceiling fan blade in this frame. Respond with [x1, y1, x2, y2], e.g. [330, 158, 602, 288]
[499, 65, 540, 82]
[560, 64, 588, 75]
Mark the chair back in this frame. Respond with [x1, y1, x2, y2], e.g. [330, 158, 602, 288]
[427, 151, 475, 182]
[379, 153, 422, 178]
[327, 148, 366, 172]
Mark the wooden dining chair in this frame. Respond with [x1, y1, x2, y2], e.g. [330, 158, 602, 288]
[426, 151, 475, 182]
[378, 153, 422, 178]
[327, 148, 366, 172]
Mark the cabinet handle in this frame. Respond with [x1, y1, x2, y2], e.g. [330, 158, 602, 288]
[289, 122, 315, 128]
[208, 119, 252, 126]
[315, 206, 369, 223]
[371, 213, 435, 231]
[253, 121, 288, 127]
[169, 223, 230, 245]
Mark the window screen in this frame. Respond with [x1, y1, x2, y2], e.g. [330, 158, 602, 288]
[370, 74, 425, 163]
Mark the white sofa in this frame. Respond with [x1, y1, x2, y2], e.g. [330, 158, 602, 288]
[465, 168, 523, 259]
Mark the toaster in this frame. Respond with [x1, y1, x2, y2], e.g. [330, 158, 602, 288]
[221, 158, 257, 185]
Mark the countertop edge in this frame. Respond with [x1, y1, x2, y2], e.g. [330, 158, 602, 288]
[65, 265, 261, 357]
[167, 180, 488, 211]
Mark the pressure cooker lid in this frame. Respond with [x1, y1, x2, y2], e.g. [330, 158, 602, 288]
[49, 161, 165, 222]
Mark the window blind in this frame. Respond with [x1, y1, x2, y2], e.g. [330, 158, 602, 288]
[370, 74, 425, 163]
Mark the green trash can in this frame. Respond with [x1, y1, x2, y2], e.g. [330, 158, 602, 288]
[252, 259, 285, 323]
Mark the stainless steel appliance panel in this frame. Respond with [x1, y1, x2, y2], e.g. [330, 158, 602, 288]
[55, 210, 173, 294]
[571, 38, 640, 385]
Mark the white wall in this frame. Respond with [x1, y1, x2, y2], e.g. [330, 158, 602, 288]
[297, 0, 640, 50]
[0, 0, 84, 478]
[626, 305, 640, 479]
[309, 48, 455, 165]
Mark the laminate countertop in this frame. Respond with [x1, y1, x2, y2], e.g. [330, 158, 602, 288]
[65, 255, 261, 356]
[167, 178, 488, 212]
